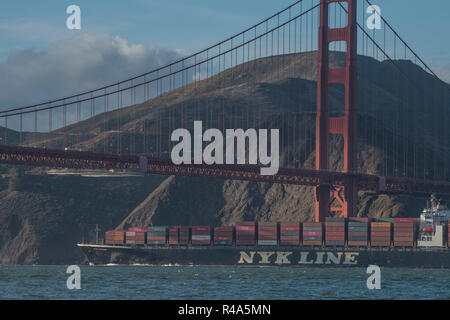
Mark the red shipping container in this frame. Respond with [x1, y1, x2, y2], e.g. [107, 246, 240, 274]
[128, 227, 147, 233]
[371, 241, 390, 245]
[326, 222, 345, 226]
[303, 241, 323, 246]
[280, 222, 299, 227]
[394, 218, 416, 223]
[348, 241, 367, 246]
[192, 226, 211, 232]
[370, 237, 391, 241]
[280, 226, 300, 231]
[348, 232, 368, 236]
[394, 232, 415, 237]
[303, 222, 323, 227]
[394, 242, 414, 247]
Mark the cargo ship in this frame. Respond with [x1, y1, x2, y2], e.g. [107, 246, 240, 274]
[78, 197, 450, 268]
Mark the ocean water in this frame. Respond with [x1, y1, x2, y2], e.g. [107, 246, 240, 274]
[0, 265, 448, 300]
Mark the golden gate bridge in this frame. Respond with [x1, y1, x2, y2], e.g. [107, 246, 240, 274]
[0, 0, 449, 222]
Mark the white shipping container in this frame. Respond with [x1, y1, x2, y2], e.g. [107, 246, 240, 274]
[257, 240, 277, 246]
[192, 235, 211, 241]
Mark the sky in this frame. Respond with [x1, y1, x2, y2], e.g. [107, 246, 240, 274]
[0, 0, 449, 109]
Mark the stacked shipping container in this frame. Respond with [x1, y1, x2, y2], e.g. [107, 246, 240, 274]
[147, 226, 167, 245]
[371, 222, 392, 246]
[325, 218, 346, 246]
[279, 222, 300, 246]
[191, 227, 211, 245]
[105, 230, 125, 245]
[394, 218, 416, 247]
[168, 227, 179, 245]
[126, 230, 146, 245]
[302, 222, 323, 246]
[179, 227, 190, 245]
[105, 215, 447, 248]
[257, 222, 278, 246]
[236, 222, 256, 246]
[214, 226, 233, 245]
[348, 218, 369, 246]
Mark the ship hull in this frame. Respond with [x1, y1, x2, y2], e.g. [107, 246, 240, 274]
[78, 244, 450, 268]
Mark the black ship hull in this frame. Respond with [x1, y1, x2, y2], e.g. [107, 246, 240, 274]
[78, 244, 450, 268]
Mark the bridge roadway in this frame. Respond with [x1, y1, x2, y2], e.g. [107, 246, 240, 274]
[1, 145, 449, 196]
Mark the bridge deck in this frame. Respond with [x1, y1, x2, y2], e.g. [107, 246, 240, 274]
[1, 145, 449, 196]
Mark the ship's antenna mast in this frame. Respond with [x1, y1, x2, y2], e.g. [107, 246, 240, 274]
[95, 224, 100, 245]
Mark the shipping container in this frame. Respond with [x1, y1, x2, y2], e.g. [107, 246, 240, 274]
[179, 227, 190, 245]
[147, 226, 167, 245]
[105, 230, 126, 245]
[393, 221, 416, 247]
[394, 241, 415, 247]
[325, 220, 345, 246]
[303, 231, 322, 237]
[348, 241, 368, 246]
[236, 222, 256, 246]
[371, 222, 392, 227]
[393, 218, 417, 223]
[279, 222, 300, 246]
[125, 231, 146, 245]
[257, 240, 278, 246]
[214, 226, 234, 246]
[169, 227, 179, 245]
[325, 241, 345, 246]
[302, 240, 323, 246]
[371, 242, 391, 247]
[302, 222, 323, 246]
[370, 221, 391, 247]
[191, 226, 211, 245]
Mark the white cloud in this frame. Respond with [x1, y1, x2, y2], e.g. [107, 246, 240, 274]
[434, 63, 450, 84]
[0, 33, 185, 110]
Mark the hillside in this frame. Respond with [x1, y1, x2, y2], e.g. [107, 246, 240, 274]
[0, 169, 166, 264]
[0, 51, 448, 264]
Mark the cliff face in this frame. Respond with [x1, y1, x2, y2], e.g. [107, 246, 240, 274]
[118, 174, 432, 229]
[0, 170, 166, 264]
[116, 149, 436, 231]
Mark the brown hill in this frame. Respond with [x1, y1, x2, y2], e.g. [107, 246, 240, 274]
[0, 169, 166, 264]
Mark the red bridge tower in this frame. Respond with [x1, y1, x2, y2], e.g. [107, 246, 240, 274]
[315, 0, 358, 222]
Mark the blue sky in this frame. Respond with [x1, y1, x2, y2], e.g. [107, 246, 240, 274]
[0, 0, 449, 108]
[1, 0, 449, 63]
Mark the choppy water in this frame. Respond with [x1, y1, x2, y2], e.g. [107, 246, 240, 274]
[0, 265, 448, 300]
